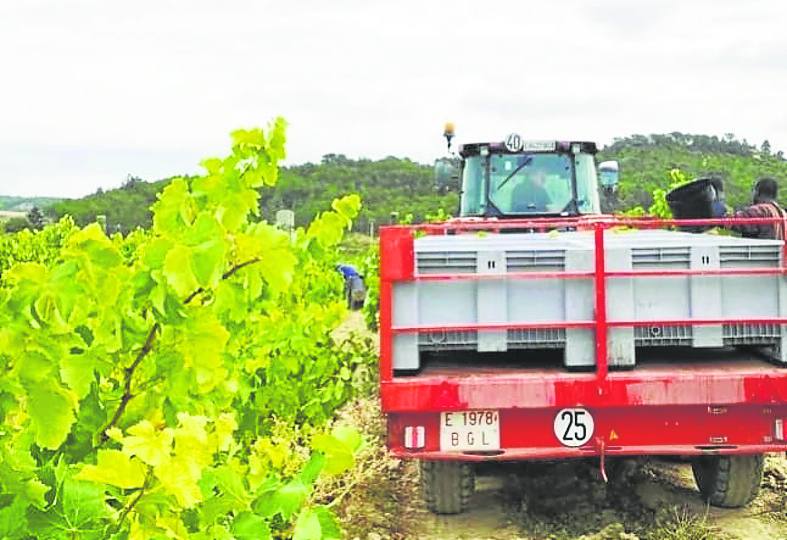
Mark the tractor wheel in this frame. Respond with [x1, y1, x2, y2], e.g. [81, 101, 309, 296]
[420, 460, 475, 514]
[691, 454, 764, 508]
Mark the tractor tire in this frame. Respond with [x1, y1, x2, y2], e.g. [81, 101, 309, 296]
[420, 460, 475, 514]
[691, 454, 764, 508]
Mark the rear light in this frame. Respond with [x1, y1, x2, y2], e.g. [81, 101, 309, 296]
[404, 426, 425, 449]
[775, 419, 784, 441]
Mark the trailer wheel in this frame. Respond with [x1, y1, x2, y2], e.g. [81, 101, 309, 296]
[691, 454, 764, 508]
[420, 460, 475, 514]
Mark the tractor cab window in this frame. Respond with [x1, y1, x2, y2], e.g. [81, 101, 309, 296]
[459, 150, 602, 217]
[460, 156, 485, 216]
[573, 153, 602, 214]
[489, 153, 572, 215]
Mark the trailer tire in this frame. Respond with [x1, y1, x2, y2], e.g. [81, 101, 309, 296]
[691, 454, 763, 508]
[420, 460, 475, 514]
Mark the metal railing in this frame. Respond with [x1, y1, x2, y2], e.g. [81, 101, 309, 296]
[379, 215, 787, 383]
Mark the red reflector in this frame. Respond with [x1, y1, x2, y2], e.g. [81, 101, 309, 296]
[404, 426, 425, 449]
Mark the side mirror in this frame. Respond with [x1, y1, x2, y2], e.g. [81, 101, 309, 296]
[598, 160, 620, 191]
[434, 157, 461, 192]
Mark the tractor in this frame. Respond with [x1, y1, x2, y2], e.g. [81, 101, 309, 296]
[378, 125, 787, 514]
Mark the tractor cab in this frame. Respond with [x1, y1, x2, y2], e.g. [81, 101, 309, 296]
[435, 128, 619, 219]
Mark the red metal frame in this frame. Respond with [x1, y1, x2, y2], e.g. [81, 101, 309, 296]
[594, 224, 608, 382]
[379, 216, 787, 460]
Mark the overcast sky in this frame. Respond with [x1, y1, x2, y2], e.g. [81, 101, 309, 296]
[1, 0, 786, 198]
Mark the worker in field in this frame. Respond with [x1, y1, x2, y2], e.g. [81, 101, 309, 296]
[732, 177, 787, 240]
[335, 263, 367, 310]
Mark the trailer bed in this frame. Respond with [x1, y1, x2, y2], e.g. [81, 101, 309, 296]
[414, 348, 781, 379]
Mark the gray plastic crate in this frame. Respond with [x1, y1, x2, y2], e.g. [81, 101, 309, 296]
[391, 230, 787, 371]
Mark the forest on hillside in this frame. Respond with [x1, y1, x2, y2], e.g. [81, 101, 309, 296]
[10, 132, 786, 234]
[598, 132, 786, 211]
[45, 157, 459, 233]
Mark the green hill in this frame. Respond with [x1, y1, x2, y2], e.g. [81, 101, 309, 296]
[43, 133, 787, 233]
[0, 196, 63, 212]
[261, 154, 457, 231]
[599, 133, 787, 211]
[49, 157, 457, 233]
[47, 176, 171, 233]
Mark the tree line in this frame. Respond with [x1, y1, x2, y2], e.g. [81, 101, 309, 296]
[41, 157, 459, 234]
[4, 132, 786, 233]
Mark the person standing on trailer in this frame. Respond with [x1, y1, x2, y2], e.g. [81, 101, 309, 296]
[732, 177, 787, 240]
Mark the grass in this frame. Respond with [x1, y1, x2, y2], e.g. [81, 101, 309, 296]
[643, 506, 729, 540]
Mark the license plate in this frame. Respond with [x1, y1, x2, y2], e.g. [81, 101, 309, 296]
[440, 410, 500, 451]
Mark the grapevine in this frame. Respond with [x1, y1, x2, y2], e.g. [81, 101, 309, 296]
[0, 216, 77, 283]
[619, 168, 692, 219]
[359, 245, 380, 333]
[0, 118, 374, 539]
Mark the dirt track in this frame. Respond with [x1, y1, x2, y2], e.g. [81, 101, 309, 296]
[336, 312, 787, 539]
[410, 458, 787, 540]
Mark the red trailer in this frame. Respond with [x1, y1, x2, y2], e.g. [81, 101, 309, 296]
[379, 211, 787, 514]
